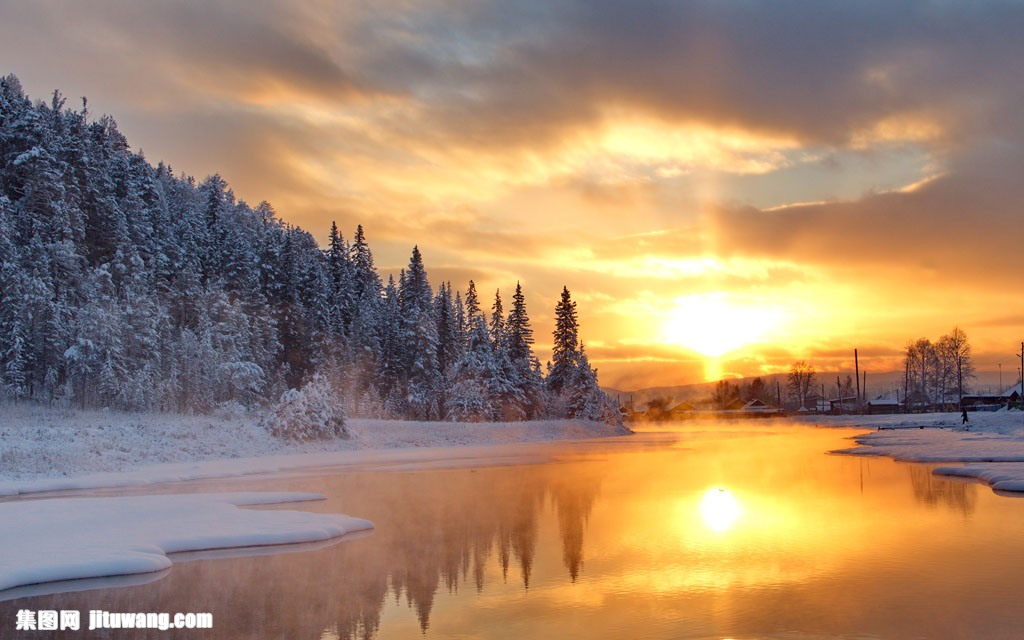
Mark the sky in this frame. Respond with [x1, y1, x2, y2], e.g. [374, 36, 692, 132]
[3, 0, 1024, 391]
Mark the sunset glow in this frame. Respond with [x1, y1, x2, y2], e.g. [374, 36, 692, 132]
[6, 2, 1023, 390]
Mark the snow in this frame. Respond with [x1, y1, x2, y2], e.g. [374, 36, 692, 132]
[0, 404, 630, 495]
[816, 410, 1024, 494]
[0, 492, 374, 594]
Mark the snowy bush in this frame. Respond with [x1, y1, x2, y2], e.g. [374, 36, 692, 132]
[265, 375, 348, 442]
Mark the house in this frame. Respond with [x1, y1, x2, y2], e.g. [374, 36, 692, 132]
[865, 392, 901, 415]
[741, 399, 774, 413]
[828, 396, 860, 414]
[962, 385, 1023, 411]
[667, 401, 696, 419]
[725, 397, 747, 411]
[719, 398, 781, 417]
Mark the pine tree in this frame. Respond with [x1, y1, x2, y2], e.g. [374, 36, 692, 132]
[447, 315, 495, 421]
[465, 280, 481, 324]
[507, 282, 534, 364]
[399, 246, 439, 419]
[547, 286, 579, 396]
[490, 289, 505, 349]
[506, 282, 543, 418]
[565, 345, 618, 423]
[325, 220, 353, 335]
[349, 224, 381, 305]
[377, 275, 406, 416]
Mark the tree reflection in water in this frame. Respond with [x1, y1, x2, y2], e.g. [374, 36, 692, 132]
[0, 462, 604, 640]
[906, 464, 977, 516]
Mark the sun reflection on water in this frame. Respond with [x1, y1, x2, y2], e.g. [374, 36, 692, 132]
[700, 487, 741, 533]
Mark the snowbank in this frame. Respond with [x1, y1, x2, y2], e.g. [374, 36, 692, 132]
[820, 410, 1024, 494]
[0, 492, 373, 594]
[0, 404, 630, 495]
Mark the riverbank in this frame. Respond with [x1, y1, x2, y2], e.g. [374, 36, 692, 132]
[820, 410, 1024, 493]
[0, 404, 630, 495]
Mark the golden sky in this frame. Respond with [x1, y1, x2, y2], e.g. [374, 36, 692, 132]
[4, 0, 1024, 390]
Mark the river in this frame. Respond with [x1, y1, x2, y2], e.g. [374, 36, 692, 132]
[3, 422, 1024, 639]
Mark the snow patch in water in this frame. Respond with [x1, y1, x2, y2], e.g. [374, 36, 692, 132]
[0, 491, 373, 594]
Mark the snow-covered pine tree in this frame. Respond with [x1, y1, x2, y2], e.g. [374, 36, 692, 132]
[547, 286, 579, 397]
[447, 315, 496, 422]
[349, 224, 381, 305]
[465, 280, 481, 325]
[434, 282, 464, 418]
[506, 282, 544, 419]
[564, 344, 618, 423]
[325, 220, 354, 336]
[399, 246, 440, 420]
[377, 275, 407, 417]
[490, 289, 505, 349]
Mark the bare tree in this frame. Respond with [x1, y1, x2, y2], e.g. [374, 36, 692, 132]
[788, 361, 816, 409]
[904, 338, 936, 410]
[942, 327, 975, 405]
[841, 374, 855, 398]
[904, 329, 974, 412]
[711, 379, 739, 410]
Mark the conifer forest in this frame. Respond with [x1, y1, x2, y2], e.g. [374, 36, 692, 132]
[0, 76, 618, 425]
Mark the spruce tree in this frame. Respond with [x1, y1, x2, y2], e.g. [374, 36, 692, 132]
[465, 280, 481, 323]
[506, 281, 543, 418]
[548, 286, 579, 396]
[490, 289, 505, 348]
[349, 224, 381, 304]
[447, 315, 495, 422]
[506, 282, 534, 364]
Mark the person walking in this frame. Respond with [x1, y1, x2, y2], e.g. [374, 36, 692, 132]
[962, 408, 970, 429]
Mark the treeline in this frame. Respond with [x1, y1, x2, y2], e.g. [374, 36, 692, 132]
[0, 75, 618, 424]
[708, 376, 776, 410]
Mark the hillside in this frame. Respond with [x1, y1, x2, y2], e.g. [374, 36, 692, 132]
[0, 75, 617, 425]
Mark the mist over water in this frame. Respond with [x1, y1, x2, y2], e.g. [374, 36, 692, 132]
[4, 423, 1024, 639]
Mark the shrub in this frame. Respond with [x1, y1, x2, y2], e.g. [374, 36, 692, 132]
[266, 374, 348, 441]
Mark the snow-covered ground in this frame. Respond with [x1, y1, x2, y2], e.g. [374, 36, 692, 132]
[817, 410, 1024, 494]
[0, 404, 630, 495]
[0, 492, 373, 596]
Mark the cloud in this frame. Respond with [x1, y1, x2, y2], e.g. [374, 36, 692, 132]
[5, 0, 1024, 389]
[708, 144, 1024, 287]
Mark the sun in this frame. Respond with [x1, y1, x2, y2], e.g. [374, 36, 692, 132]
[661, 293, 784, 358]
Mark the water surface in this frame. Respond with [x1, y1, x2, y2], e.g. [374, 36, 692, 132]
[3, 423, 1023, 639]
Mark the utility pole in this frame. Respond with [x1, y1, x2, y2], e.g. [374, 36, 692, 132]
[837, 376, 843, 413]
[1019, 342, 1024, 411]
[904, 359, 910, 414]
[854, 349, 861, 407]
